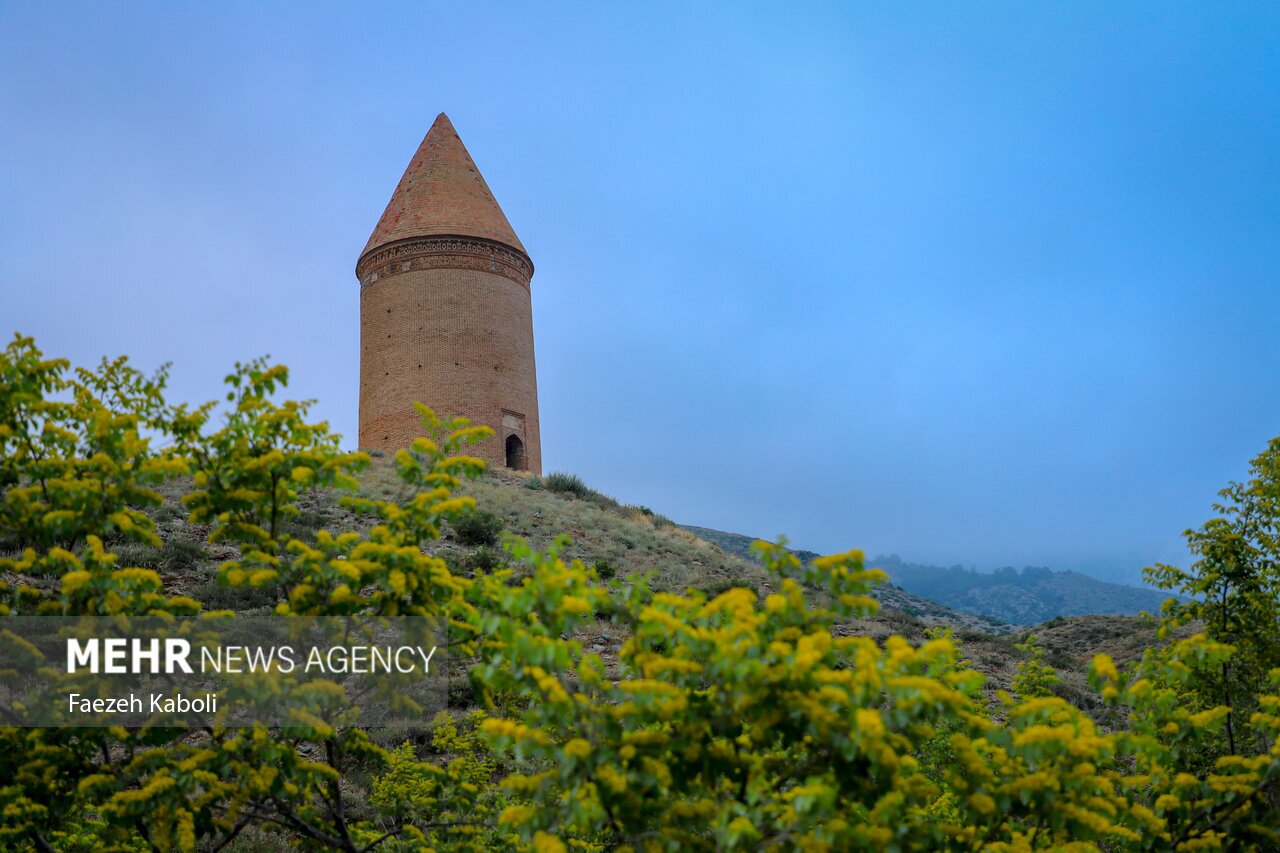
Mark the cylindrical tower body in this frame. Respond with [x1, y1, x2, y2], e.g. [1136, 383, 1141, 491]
[356, 114, 541, 473]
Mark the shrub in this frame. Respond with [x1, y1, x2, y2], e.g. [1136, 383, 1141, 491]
[1009, 633, 1061, 700]
[278, 509, 329, 544]
[587, 491, 621, 511]
[448, 678, 478, 709]
[697, 576, 754, 598]
[465, 546, 503, 573]
[594, 594, 620, 620]
[190, 577, 278, 611]
[114, 538, 208, 574]
[542, 471, 591, 499]
[154, 502, 185, 522]
[452, 508, 503, 547]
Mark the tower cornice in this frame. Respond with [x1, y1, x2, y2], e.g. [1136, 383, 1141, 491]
[356, 233, 534, 290]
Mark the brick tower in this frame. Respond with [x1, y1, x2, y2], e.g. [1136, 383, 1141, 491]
[357, 113, 541, 473]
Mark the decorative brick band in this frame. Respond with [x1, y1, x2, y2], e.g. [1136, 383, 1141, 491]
[357, 235, 533, 289]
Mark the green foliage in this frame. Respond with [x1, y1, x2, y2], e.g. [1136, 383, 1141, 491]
[452, 508, 504, 547]
[179, 357, 367, 559]
[362, 726, 501, 851]
[0, 334, 189, 563]
[541, 471, 590, 499]
[695, 575, 754, 599]
[0, 335, 499, 851]
[1009, 633, 1061, 700]
[113, 537, 207, 574]
[5, 334, 1280, 852]
[468, 538, 1280, 850]
[465, 546, 504, 573]
[1146, 435, 1280, 758]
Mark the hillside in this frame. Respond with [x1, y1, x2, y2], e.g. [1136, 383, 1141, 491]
[130, 461, 1026, 665]
[456, 470, 1012, 636]
[111, 459, 1182, 723]
[681, 525, 822, 565]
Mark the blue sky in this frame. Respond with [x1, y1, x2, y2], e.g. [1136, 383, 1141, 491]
[2, 2, 1277, 586]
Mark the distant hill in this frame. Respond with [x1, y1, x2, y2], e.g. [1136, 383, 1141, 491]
[678, 525, 1014, 635]
[870, 555, 1175, 625]
[680, 526, 1174, 626]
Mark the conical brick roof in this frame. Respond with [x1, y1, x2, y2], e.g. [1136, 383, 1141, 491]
[361, 113, 527, 258]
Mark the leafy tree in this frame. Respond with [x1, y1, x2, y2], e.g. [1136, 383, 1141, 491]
[0, 336, 494, 850]
[0, 334, 191, 563]
[1145, 436, 1280, 756]
[1009, 633, 1060, 701]
[179, 357, 367, 560]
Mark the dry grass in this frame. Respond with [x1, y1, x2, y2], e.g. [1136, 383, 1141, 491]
[457, 467, 770, 595]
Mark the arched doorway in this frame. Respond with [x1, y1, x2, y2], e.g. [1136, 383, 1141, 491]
[505, 434, 526, 470]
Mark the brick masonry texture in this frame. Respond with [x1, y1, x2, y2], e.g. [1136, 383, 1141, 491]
[357, 114, 541, 473]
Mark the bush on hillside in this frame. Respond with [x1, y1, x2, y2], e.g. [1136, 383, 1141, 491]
[542, 471, 591, 498]
[113, 537, 207, 574]
[464, 545, 503, 573]
[452, 508, 504, 547]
